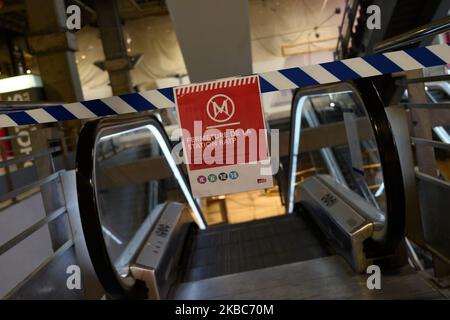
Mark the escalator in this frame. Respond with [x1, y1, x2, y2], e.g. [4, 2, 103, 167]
[76, 116, 334, 299]
[74, 79, 438, 300]
[297, 86, 384, 210]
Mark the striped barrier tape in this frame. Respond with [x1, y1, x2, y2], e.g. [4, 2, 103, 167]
[1, 43, 449, 128]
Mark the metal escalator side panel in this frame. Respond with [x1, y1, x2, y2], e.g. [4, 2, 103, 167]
[288, 79, 406, 256]
[130, 203, 194, 300]
[114, 203, 167, 277]
[317, 175, 385, 232]
[298, 175, 374, 273]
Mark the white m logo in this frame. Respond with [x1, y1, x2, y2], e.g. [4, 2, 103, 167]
[207, 94, 235, 123]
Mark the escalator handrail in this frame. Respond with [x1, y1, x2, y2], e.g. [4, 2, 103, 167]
[287, 79, 405, 254]
[374, 16, 450, 53]
[76, 114, 206, 299]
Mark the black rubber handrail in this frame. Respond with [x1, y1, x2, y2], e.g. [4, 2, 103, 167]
[374, 16, 450, 53]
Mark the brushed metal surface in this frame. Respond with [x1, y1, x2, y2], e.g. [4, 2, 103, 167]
[173, 255, 444, 300]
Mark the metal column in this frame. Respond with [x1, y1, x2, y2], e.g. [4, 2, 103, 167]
[94, 0, 134, 95]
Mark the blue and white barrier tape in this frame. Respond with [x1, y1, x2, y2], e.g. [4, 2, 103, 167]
[1, 43, 449, 128]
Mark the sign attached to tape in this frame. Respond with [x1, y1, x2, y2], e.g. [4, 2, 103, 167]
[0, 43, 449, 129]
[175, 75, 273, 197]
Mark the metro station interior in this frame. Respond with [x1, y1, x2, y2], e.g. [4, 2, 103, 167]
[1, 0, 450, 301]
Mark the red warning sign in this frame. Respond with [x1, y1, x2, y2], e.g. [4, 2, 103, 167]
[174, 75, 273, 197]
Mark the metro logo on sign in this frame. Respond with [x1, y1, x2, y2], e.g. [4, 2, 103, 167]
[207, 94, 235, 123]
[175, 75, 273, 197]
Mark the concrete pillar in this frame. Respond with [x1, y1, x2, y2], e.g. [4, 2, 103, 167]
[25, 0, 82, 250]
[94, 0, 134, 95]
[25, 0, 83, 102]
[166, 0, 252, 82]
